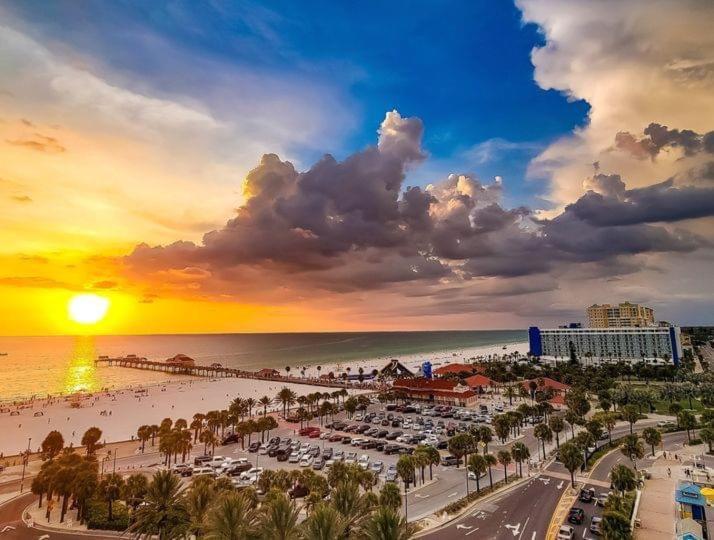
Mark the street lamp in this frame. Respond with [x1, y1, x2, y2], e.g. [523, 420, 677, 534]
[19, 437, 31, 493]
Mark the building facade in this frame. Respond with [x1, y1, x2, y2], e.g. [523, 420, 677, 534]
[528, 326, 682, 365]
[586, 302, 655, 328]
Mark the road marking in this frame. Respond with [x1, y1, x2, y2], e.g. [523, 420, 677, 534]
[415, 493, 430, 499]
[1, 526, 16, 533]
[505, 523, 521, 536]
[557, 481, 564, 489]
[465, 527, 480, 536]
[518, 517, 530, 540]
[531, 532, 536, 540]
[38, 535, 50, 540]
[538, 477, 550, 485]
[456, 524, 473, 530]
[448, 491, 458, 497]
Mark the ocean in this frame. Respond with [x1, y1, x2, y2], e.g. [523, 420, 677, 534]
[0, 330, 525, 400]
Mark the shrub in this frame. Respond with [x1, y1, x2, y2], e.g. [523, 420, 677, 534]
[688, 438, 703, 446]
[85, 499, 130, 531]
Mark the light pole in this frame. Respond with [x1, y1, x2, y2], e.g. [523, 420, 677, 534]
[19, 437, 31, 493]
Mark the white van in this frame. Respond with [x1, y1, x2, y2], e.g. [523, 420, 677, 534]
[192, 466, 216, 477]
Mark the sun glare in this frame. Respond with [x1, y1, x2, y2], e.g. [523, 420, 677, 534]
[68, 293, 110, 325]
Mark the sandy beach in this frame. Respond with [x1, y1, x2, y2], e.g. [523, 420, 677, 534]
[0, 340, 527, 456]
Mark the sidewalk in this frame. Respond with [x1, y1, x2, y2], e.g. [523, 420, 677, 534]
[634, 458, 676, 540]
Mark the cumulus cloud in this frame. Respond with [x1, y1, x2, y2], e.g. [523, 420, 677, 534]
[125, 111, 714, 315]
[615, 123, 714, 160]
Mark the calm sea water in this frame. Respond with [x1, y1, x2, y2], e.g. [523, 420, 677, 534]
[0, 330, 525, 400]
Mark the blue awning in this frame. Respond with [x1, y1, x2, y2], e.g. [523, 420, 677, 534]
[676, 483, 706, 507]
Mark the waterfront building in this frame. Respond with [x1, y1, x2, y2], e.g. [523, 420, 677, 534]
[392, 378, 478, 406]
[528, 325, 683, 364]
[586, 301, 655, 328]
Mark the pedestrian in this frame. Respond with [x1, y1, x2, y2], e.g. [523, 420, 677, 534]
[667, 467, 671, 478]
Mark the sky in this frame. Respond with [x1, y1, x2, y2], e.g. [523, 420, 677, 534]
[0, 0, 712, 335]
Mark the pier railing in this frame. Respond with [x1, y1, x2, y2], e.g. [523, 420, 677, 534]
[95, 356, 378, 390]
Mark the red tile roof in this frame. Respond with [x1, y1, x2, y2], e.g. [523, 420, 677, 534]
[464, 374, 497, 388]
[433, 363, 483, 376]
[394, 378, 456, 390]
[549, 394, 566, 406]
[397, 387, 478, 399]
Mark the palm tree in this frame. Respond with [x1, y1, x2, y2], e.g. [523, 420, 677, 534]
[610, 464, 637, 496]
[534, 423, 553, 460]
[122, 473, 149, 515]
[199, 429, 219, 455]
[484, 454, 497, 489]
[174, 418, 188, 430]
[478, 426, 493, 454]
[642, 427, 662, 456]
[497, 450, 512, 483]
[467, 454, 487, 493]
[129, 470, 189, 539]
[378, 483, 402, 510]
[81, 427, 103, 457]
[300, 504, 346, 540]
[98, 472, 125, 522]
[621, 405, 640, 434]
[358, 506, 414, 540]
[503, 384, 517, 406]
[619, 434, 644, 469]
[204, 491, 258, 540]
[246, 397, 256, 417]
[137, 425, 151, 453]
[558, 442, 583, 488]
[548, 416, 565, 450]
[510, 442, 529, 477]
[41, 430, 64, 459]
[260, 492, 300, 540]
[422, 445, 441, 481]
[601, 509, 632, 539]
[259, 395, 272, 416]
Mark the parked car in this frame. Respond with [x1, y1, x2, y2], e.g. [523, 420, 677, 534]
[441, 456, 459, 466]
[288, 452, 300, 463]
[590, 516, 602, 535]
[579, 488, 595, 503]
[312, 458, 324, 470]
[370, 461, 384, 473]
[596, 493, 610, 507]
[248, 441, 261, 452]
[191, 466, 216, 478]
[567, 508, 585, 525]
[556, 525, 574, 540]
[345, 452, 358, 464]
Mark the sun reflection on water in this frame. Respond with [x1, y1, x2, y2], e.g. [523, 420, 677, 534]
[63, 336, 100, 394]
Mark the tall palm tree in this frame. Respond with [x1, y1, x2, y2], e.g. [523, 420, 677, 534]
[260, 492, 301, 540]
[137, 425, 151, 453]
[81, 427, 103, 457]
[300, 504, 346, 540]
[467, 454, 487, 493]
[510, 442, 530, 478]
[358, 506, 414, 540]
[497, 450, 512, 484]
[378, 483, 402, 511]
[245, 398, 256, 417]
[204, 492, 258, 540]
[129, 470, 189, 539]
[186, 477, 217, 538]
[98, 472, 125, 523]
[484, 453, 497, 489]
[258, 396, 272, 416]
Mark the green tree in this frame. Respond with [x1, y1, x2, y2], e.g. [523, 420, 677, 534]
[260, 492, 300, 540]
[510, 442, 529, 478]
[129, 470, 189, 539]
[468, 454, 487, 492]
[533, 423, 553, 460]
[484, 453, 497, 489]
[81, 427, 103, 457]
[378, 482, 402, 510]
[548, 416, 565, 450]
[700, 427, 714, 453]
[559, 442, 583, 488]
[621, 405, 640, 434]
[123, 473, 149, 513]
[41, 430, 64, 460]
[358, 506, 413, 540]
[619, 435, 645, 468]
[642, 427, 662, 456]
[203, 491, 257, 540]
[678, 410, 697, 444]
[601, 510, 631, 539]
[610, 464, 637, 496]
[300, 504, 346, 540]
[497, 450, 512, 483]
[447, 433, 475, 468]
[98, 472, 125, 522]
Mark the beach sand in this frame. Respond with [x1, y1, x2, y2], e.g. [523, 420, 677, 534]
[0, 340, 527, 456]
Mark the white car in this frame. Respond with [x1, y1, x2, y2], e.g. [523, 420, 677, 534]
[239, 467, 263, 481]
[351, 438, 365, 447]
[299, 456, 313, 467]
[354, 414, 364, 421]
[345, 452, 358, 464]
[288, 452, 300, 463]
[320, 432, 331, 440]
[192, 466, 216, 478]
[325, 459, 335, 467]
[357, 455, 370, 469]
[556, 525, 574, 540]
[258, 445, 269, 455]
[205, 456, 226, 468]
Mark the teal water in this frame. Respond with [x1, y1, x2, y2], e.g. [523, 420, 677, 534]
[0, 330, 525, 399]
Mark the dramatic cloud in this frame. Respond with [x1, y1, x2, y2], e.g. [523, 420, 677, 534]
[125, 111, 714, 314]
[615, 123, 714, 160]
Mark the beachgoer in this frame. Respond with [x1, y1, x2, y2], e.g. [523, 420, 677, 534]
[667, 468, 671, 478]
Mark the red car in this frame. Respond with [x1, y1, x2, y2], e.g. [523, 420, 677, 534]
[329, 433, 343, 442]
[308, 429, 321, 438]
[299, 427, 318, 436]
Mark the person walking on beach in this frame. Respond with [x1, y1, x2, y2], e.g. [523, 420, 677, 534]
[667, 467, 671, 478]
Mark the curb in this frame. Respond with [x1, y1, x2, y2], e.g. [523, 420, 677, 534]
[545, 481, 578, 540]
[0, 491, 32, 508]
[413, 474, 532, 537]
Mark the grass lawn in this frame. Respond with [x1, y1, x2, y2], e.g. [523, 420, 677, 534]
[652, 397, 705, 414]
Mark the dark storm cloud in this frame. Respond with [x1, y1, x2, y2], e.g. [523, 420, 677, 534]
[125, 112, 714, 301]
[566, 179, 714, 226]
[615, 123, 714, 159]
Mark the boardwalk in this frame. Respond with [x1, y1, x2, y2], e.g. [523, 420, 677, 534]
[95, 356, 379, 391]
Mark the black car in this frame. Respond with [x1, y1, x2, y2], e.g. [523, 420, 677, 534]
[342, 436, 352, 444]
[361, 440, 378, 449]
[376, 429, 389, 438]
[397, 446, 414, 455]
[579, 488, 595, 503]
[568, 508, 585, 525]
[276, 451, 289, 462]
[386, 404, 396, 411]
[386, 431, 402, 440]
[225, 462, 253, 476]
[356, 425, 370, 434]
[375, 441, 387, 451]
[436, 440, 448, 450]
[384, 444, 401, 455]
[332, 421, 347, 430]
[322, 448, 333, 459]
[391, 420, 401, 427]
[221, 434, 239, 445]
[268, 436, 281, 445]
[247, 441, 261, 453]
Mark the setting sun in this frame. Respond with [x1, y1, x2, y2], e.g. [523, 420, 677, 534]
[68, 293, 110, 325]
